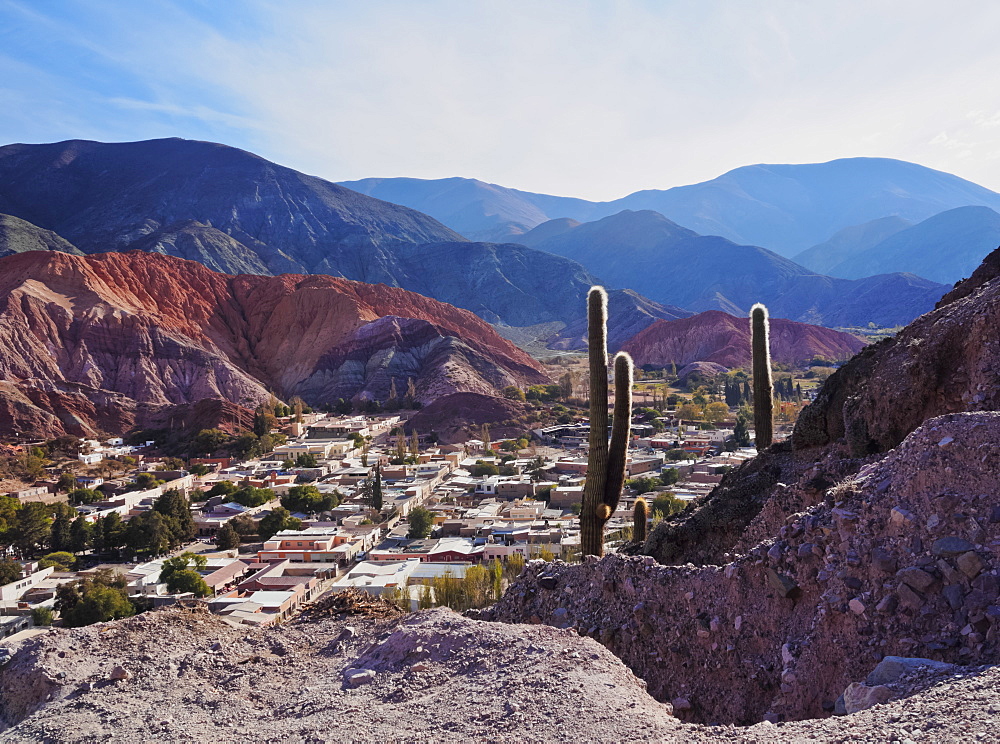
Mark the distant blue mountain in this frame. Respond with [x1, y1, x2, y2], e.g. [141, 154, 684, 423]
[793, 216, 912, 275]
[342, 158, 1000, 257]
[819, 206, 1000, 284]
[519, 209, 949, 328]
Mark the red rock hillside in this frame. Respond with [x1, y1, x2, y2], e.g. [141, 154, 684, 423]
[620, 310, 866, 369]
[0, 251, 548, 437]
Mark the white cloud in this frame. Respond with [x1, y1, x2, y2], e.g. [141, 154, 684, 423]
[4, 0, 1000, 198]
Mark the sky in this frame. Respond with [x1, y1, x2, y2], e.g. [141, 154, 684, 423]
[2, 0, 1000, 200]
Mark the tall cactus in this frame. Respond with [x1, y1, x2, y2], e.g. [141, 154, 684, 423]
[750, 303, 774, 451]
[633, 496, 648, 545]
[581, 287, 634, 557]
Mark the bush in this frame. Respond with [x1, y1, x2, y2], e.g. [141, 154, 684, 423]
[651, 493, 687, 518]
[31, 606, 54, 626]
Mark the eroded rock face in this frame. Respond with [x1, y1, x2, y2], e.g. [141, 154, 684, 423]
[621, 310, 866, 369]
[487, 412, 1000, 724]
[793, 246, 1000, 455]
[0, 251, 548, 436]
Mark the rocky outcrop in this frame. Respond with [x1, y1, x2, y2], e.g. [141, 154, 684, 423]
[621, 310, 866, 369]
[792, 246, 1000, 456]
[488, 412, 1000, 724]
[403, 392, 529, 444]
[0, 251, 548, 436]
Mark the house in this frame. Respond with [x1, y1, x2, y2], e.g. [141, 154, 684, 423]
[78, 452, 103, 466]
[257, 527, 364, 565]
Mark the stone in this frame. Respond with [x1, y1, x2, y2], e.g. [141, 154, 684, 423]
[938, 436, 954, 446]
[110, 666, 132, 681]
[849, 599, 866, 614]
[943, 584, 966, 610]
[956, 551, 985, 578]
[842, 682, 894, 714]
[890, 508, 916, 527]
[872, 548, 897, 574]
[897, 567, 935, 592]
[671, 697, 692, 712]
[937, 559, 962, 585]
[897, 584, 924, 610]
[538, 575, 558, 590]
[876, 595, 898, 614]
[410, 662, 430, 672]
[933, 537, 976, 557]
[865, 656, 956, 686]
[344, 668, 376, 687]
[766, 569, 801, 599]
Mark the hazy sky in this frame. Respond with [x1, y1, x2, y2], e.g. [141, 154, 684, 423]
[2, 0, 999, 200]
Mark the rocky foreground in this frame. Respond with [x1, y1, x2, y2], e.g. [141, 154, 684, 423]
[0, 590, 995, 742]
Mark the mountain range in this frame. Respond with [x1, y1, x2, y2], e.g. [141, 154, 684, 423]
[795, 206, 1000, 285]
[341, 157, 1000, 257]
[0, 251, 548, 437]
[0, 138, 688, 347]
[518, 209, 948, 327]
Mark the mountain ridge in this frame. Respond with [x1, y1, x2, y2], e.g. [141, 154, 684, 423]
[0, 250, 548, 437]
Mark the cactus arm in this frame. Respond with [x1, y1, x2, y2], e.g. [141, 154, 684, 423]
[603, 351, 633, 514]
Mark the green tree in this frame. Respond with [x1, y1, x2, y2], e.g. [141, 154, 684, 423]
[0, 558, 21, 585]
[50, 510, 72, 552]
[38, 551, 75, 572]
[258, 507, 303, 540]
[232, 486, 275, 508]
[56, 569, 135, 627]
[194, 428, 230, 455]
[31, 606, 54, 626]
[731, 413, 751, 448]
[295, 453, 318, 468]
[281, 485, 336, 515]
[370, 465, 383, 513]
[160, 553, 212, 597]
[207, 481, 239, 499]
[123, 511, 171, 557]
[188, 463, 210, 476]
[96, 512, 125, 553]
[651, 493, 686, 518]
[661, 468, 680, 486]
[134, 473, 161, 490]
[56, 472, 77, 492]
[153, 489, 196, 546]
[68, 488, 102, 505]
[470, 461, 499, 477]
[215, 522, 240, 550]
[229, 514, 257, 537]
[407, 507, 434, 539]
[69, 516, 93, 554]
[501, 385, 526, 401]
[13, 503, 51, 557]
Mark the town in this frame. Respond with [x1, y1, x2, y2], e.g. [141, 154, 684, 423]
[0, 382, 779, 641]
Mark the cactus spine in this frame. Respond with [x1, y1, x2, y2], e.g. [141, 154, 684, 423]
[633, 496, 648, 545]
[750, 303, 774, 451]
[580, 286, 634, 557]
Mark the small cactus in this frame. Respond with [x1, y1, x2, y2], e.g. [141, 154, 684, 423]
[750, 303, 774, 450]
[581, 287, 634, 557]
[633, 496, 648, 545]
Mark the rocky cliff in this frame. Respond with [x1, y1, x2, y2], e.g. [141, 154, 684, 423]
[0, 251, 547, 437]
[620, 310, 866, 369]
